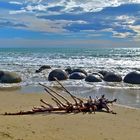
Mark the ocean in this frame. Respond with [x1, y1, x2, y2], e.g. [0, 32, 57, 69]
[0, 47, 140, 108]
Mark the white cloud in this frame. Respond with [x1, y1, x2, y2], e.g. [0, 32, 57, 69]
[9, 10, 26, 14]
[25, 18, 87, 33]
[116, 15, 136, 25]
[19, 16, 67, 33]
[113, 31, 133, 38]
[9, 1, 23, 5]
[8, 0, 140, 15]
[129, 25, 140, 33]
[25, 4, 47, 11]
[101, 28, 114, 32]
[5, 12, 87, 33]
[23, 0, 140, 13]
[25, 0, 43, 3]
[129, 25, 140, 40]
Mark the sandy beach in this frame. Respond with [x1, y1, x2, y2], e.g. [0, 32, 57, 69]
[0, 89, 140, 140]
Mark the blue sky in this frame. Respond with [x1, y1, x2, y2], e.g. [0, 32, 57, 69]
[0, 0, 140, 48]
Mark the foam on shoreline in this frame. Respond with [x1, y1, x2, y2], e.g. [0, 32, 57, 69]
[115, 103, 140, 110]
[0, 84, 140, 109]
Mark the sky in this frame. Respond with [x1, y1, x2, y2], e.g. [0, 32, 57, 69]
[0, 0, 140, 48]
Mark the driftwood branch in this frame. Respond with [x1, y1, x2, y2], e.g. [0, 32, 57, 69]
[54, 77, 82, 105]
[3, 80, 117, 115]
[40, 99, 53, 108]
[39, 83, 71, 105]
[44, 88, 66, 108]
[51, 98, 63, 108]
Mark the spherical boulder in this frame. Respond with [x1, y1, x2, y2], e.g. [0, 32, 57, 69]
[0, 71, 22, 83]
[103, 72, 122, 82]
[48, 69, 68, 81]
[85, 74, 102, 82]
[123, 71, 140, 84]
[0, 71, 4, 77]
[71, 69, 87, 76]
[92, 72, 104, 79]
[36, 65, 51, 73]
[69, 72, 86, 80]
[65, 67, 72, 74]
[98, 70, 109, 77]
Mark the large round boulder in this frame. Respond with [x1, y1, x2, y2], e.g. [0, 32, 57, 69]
[69, 72, 86, 80]
[71, 69, 87, 76]
[103, 72, 122, 82]
[36, 65, 51, 73]
[123, 71, 140, 84]
[98, 70, 109, 77]
[65, 67, 72, 75]
[85, 74, 102, 82]
[48, 69, 68, 81]
[0, 71, 22, 83]
[0, 71, 4, 77]
[92, 72, 104, 79]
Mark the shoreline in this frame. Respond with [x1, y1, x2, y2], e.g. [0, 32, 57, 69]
[115, 103, 140, 110]
[1, 84, 140, 109]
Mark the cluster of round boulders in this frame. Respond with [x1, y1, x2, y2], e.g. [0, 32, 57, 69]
[36, 65, 51, 73]
[0, 71, 22, 83]
[47, 68, 140, 84]
[2, 68, 140, 85]
[48, 69, 68, 81]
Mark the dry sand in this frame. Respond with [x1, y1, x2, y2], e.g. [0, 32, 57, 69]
[0, 89, 140, 140]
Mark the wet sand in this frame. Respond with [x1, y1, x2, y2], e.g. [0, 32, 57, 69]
[0, 89, 140, 140]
